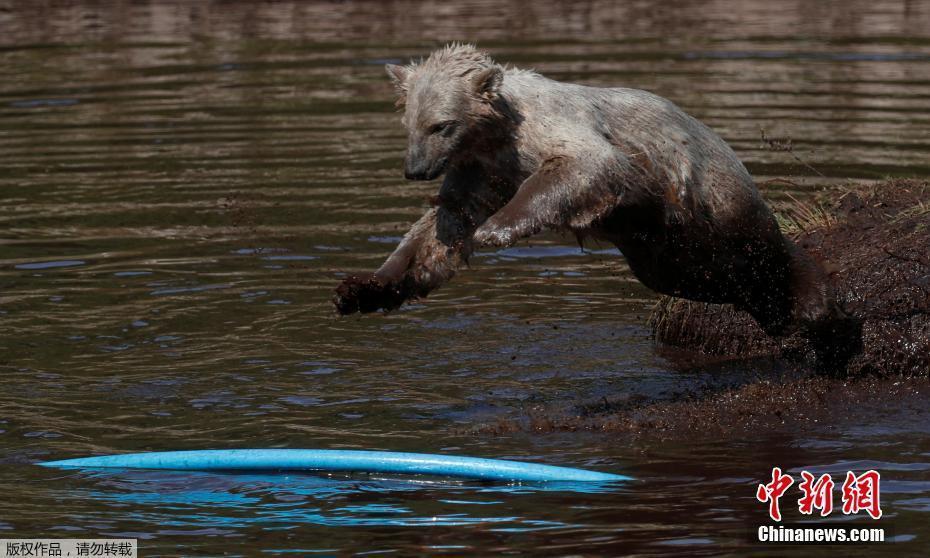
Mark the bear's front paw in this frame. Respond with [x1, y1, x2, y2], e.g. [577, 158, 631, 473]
[472, 224, 513, 248]
[333, 274, 407, 315]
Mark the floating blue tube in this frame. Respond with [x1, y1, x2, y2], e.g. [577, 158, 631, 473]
[40, 449, 629, 483]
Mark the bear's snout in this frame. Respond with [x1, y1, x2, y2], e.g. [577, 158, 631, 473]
[404, 165, 430, 181]
[404, 152, 445, 181]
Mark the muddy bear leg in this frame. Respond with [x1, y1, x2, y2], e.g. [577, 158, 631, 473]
[782, 241, 863, 371]
[724, 236, 796, 337]
[473, 154, 620, 247]
[741, 238, 862, 371]
[334, 206, 473, 315]
[332, 239, 417, 315]
[471, 166, 559, 247]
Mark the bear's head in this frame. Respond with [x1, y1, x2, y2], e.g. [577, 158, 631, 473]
[385, 44, 504, 181]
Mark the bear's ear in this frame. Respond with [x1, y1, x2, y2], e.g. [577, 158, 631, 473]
[471, 65, 503, 102]
[385, 64, 410, 95]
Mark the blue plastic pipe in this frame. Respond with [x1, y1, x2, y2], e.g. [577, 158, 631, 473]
[40, 449, 629, 482]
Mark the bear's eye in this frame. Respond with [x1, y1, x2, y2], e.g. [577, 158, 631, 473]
[429, 121, 456, 135]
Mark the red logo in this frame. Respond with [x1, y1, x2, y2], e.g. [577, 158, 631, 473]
[842, 470, 882, 519]
[798, 471, 835, 516]
[756, 467, 795, 521]
[757, 468, 882, 521]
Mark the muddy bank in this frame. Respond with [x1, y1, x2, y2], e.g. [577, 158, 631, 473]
[470, 373, 930, 438]
[652, 179, 930, 377]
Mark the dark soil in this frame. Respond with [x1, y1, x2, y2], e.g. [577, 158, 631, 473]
[469, 373, 930, 439]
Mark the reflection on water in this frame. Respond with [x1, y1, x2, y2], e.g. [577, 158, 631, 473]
[67, 469, 624, 529]
[1, 0, 930, 555]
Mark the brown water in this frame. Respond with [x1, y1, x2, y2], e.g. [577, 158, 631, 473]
[1, 1, 930, 555]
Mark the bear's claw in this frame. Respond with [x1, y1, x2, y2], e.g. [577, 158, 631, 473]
[333, 274, 408, 315]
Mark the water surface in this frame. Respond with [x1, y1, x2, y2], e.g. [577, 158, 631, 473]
[2, 1, 930, 555]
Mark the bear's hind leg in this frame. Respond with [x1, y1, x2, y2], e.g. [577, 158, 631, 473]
[783, 241, 863, 371]
[739, 238, 863, 371]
